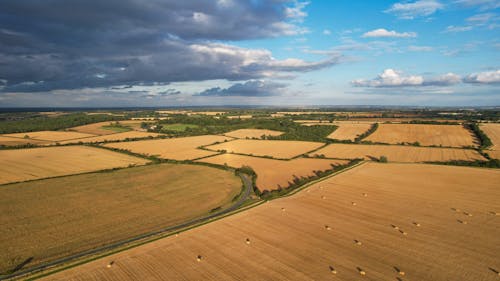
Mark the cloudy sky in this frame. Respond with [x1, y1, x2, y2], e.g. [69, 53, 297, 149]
[0, 0, 499, 107]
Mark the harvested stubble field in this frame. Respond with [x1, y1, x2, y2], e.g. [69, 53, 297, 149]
[0, 146, 148, 185]
[0, 136, 51, 146]
[311, 143, 486, 163]
[198, 154, 348, 191]
[3, 131, 95, 142]
[223, 129, 284, 139]
[364, 124, 477, 147]
[0, 164, 241, 274]
[43, 163, 500, 281]
[205, 139, 324, 159]
[327, 123, 373, 141]
[70, 121, 151, 135]
[58, 131, 162, 144]
[481, 123, 500, 159]
[104, 135, 233, 160]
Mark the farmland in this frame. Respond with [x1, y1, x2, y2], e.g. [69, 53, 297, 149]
[103, 135, 233, 160]
[0, 146, 149, 185]
[223, 129, 284, 139]
[3, 130, 95, 142]
[198, 154, 348, 191]
[43, 163, 500, 281]
[70, 121, 152, 135]
[310, 143, 486, 163]
[0, 164, 242, 274]
[481, 123, 500, 159]
[364, 124, 477, 147]
[327, 123, 374, 141]
[0, 136, 50, 146]
[58, 131, 162, 144]
[204, 139, 324, 159]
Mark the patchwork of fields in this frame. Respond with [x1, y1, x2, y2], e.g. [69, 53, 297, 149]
[43, 163, 500, 281]
[103, 135, 233, 160]
[311, 143, 486, 163]
[3, 131, 95, 142]
[364, 124, 477, 147]
[198, 154, 348, 191]
[0, 146, 149, 185]
[205, 139, 324, 159]
[0, 164, 242, 274]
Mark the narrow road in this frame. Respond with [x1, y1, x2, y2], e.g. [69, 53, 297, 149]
[0, 173, 254, 281]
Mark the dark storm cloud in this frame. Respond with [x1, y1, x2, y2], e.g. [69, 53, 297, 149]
[0, 0, 335, 93]
[196, 80, 287, 96]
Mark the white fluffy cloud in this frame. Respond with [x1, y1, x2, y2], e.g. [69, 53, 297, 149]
[362, 28, 417, 38]
[408, 45, 434, 52]
[385, 0, 443, 19]
[352, 69, 462, 87]
[464, 70, 500, 84]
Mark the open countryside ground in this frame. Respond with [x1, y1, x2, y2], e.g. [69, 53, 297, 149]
[0, 136, 51, 146]
[311, 143, 486, 163]
[198, 154, 348, 191]
[58, 131, 162, 144]
[0, 164, 241, 274]
[223, 129, 283, 139]
[103, 135, 233, 160]
[481, 123, 500, 159]
[70, 121, 156, 136]
[205, 139, 324, 159]
[327, 123, 373, 141]
[0, 146, 148, 185]
[43, 163, 500, 281]
[364, 124, 477, 147]
[2, 131, 95, 142]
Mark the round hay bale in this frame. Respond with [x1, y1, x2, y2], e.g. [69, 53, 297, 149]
[281, 207, 286, 212]
[413, 222, 421, 227]
[246, 238, 251, 245]
[354, 240, 362, 245]
[197, 255, 202, 262]
[352, 202, 357, 206]
[321, 195, 326, 199]
[362, 193, 368, 197]
[106, 264, 112, 268]
[325, 225, 331, 231]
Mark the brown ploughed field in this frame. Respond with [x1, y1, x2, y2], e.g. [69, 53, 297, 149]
[43, 163, 500, 281]
[204, 139, 324, 159]
[0, 146, 148, 185]
[327, 123, 373, 141]
[364, 124, 477, 147]
[311, 143, 486, 162]
[103, 135, 232, 160]
[223, 129, 283, 139]
[198, 154, 348, 191]
[0, 164, 241, 274]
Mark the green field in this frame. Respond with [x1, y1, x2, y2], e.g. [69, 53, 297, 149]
[161, 123, 199, 132]
[101, 124, 132, 132]
[0, 163, 242, 274]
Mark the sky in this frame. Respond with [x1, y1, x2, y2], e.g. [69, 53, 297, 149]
[0, 0, 499, 107]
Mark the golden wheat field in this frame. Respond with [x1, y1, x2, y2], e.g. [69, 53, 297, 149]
[43, 163, 500, 281]
[223, 129, 284, 139]
[103, 135, 233, 160]
[3, 131, 95, 142]
[198, 154, 348, 191]
[0, 164, 241, 273]
[364, 124, 477, 147]
[0, 136, 51, 146]
[327, 123, 373, 141]
[481, 123, 500, 159]
[310, 143, 486, 163]
[205, 139, 324, 159]
[69, 121, 151, 135]
[0, 146, 149, 185]
[58, 131, 162, 144]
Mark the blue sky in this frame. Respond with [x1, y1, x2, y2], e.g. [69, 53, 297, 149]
[0, 0, 498, 107]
